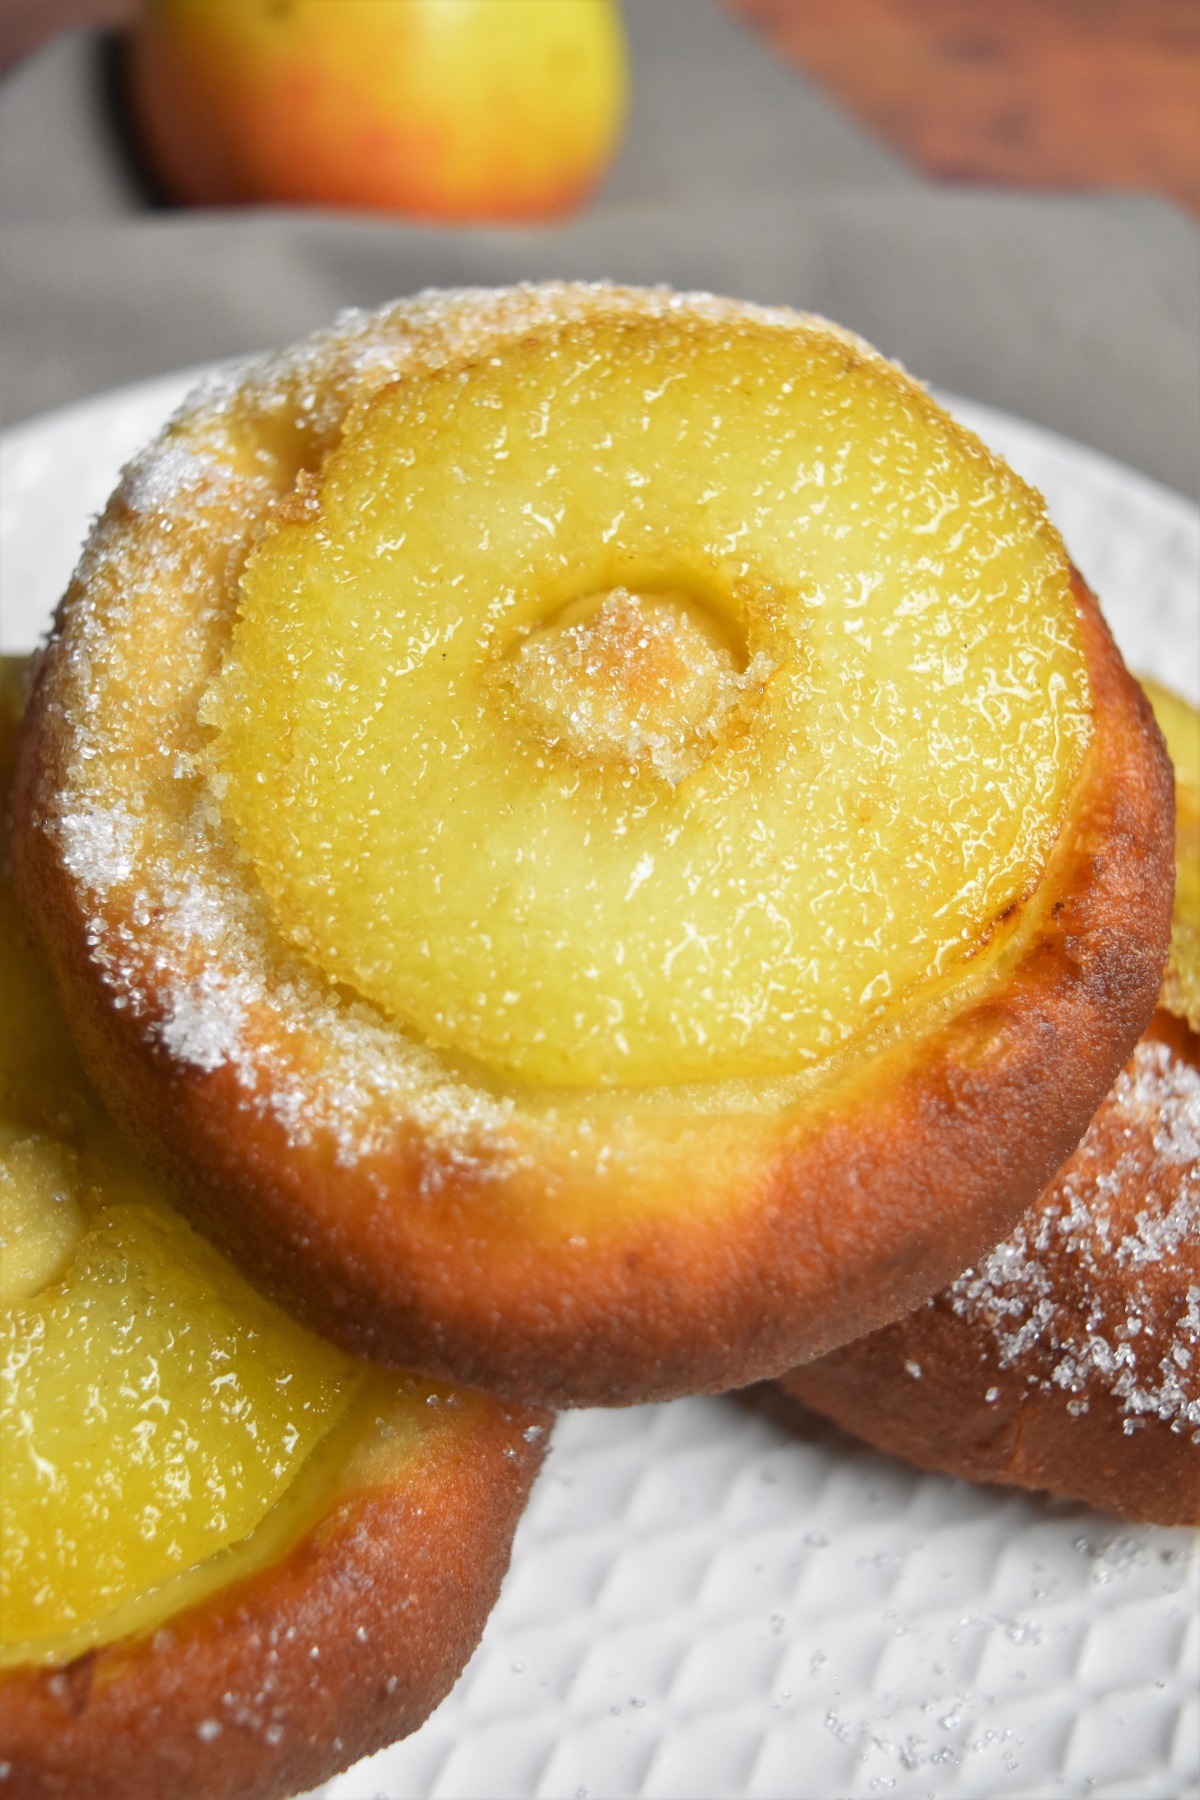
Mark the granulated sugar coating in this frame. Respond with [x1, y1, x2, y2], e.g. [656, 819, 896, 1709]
[31, 295, 578, 1170]
[949, 1033, 1200, 1438]
[780, 1016, 1200, 1522]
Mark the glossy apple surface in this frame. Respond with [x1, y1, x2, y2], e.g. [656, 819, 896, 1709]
[126, 0, 628, 220]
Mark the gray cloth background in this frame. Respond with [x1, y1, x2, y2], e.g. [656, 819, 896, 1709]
[2, 0, 1197, 500]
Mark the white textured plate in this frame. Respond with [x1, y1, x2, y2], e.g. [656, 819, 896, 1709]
[1, 375, 1197, 1800]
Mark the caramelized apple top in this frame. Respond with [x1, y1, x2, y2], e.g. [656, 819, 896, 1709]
[209, 311, 1091, 1086]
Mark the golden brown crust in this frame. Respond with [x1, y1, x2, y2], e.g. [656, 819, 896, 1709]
[10, 290, 1174, 1407]
[778, 1013, 1200, 1527]
[0, 1396, 549, 1800]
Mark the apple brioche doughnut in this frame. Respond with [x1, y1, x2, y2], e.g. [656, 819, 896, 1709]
[778, 683, 1200, 1526]
[12, 285, 1173, 1407]
[0, 660, 550, 1800]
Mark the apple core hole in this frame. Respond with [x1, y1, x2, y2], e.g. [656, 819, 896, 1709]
[503, 585, 759, 783]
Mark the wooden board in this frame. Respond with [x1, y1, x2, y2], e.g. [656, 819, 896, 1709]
[726, 0, 1200, 217]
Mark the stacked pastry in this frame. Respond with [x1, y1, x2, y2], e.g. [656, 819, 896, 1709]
[2, 286, 1192, 1798]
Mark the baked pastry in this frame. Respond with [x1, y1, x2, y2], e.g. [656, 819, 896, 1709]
[777, 682, 1199, 1525]
[0, 662, 549, 1799]
[11, 285, 1173, 1407]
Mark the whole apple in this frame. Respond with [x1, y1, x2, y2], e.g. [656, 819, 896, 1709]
[126, 0, 629, 221]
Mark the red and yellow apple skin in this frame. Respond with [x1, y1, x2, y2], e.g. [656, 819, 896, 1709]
[125, 0, 629, 221]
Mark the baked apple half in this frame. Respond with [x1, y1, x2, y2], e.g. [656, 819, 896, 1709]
[11, 286, 1173, 1405]
[777, 683, 1199, 1525]
[0, 660, 548, 1800]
